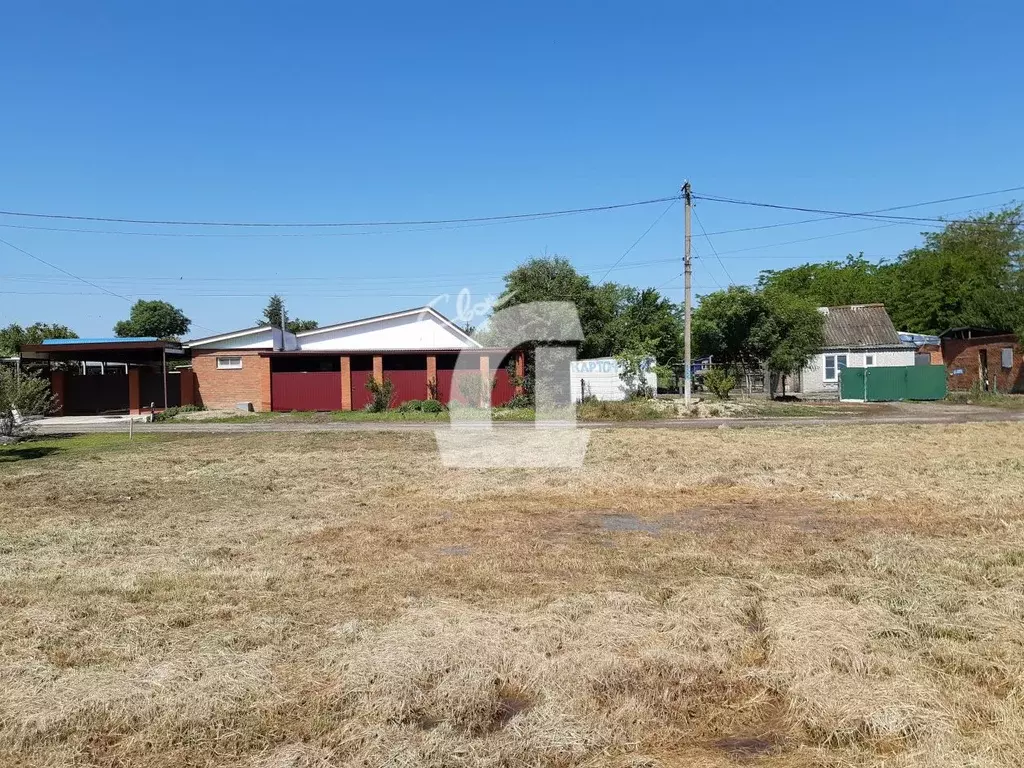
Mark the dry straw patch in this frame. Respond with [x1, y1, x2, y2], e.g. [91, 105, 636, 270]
[0, 424, 1023, 767]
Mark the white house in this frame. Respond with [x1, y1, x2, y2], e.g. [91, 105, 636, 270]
[793, 304, 915, 397]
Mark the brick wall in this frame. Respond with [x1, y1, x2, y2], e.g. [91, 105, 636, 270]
[192, 350, 271, 410]
[942, 334, 1023, 393]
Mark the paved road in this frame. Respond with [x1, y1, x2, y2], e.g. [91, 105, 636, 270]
[31, 408, 1024, 435]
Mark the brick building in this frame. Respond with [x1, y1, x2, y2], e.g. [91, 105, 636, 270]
[940, 328, 1023, 393]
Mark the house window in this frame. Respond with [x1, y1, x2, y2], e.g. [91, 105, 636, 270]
[865, 354, 875, 366]
[1003, 347, 1014, 369]
[824, 354, 848, 382]
[216, 356, 243, 370]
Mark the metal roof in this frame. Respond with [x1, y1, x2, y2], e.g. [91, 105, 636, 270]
[821, 304, 906, 349]
[42, 336, 158, 344]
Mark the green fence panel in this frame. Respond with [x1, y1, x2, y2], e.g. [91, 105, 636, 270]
[905, 365, 947, 400]
[865, 366, 908, 401]
[840, 365, 947, 401]
[839, 367, 865, 400]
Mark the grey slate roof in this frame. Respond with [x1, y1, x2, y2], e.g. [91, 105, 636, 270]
[821, 304, 905, 349]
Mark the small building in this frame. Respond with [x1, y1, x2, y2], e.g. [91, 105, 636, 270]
[570, 357, 657, 402]
[792, 304, 915, 397]
[185, 306, 523, 412]
[940, 328, 1023, 393]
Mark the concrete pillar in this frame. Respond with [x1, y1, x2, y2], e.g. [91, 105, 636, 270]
[479, 354, 490, 407]
[341, 355, 352, 411]
[373, 355, 383, 384]
[128, 368, 141, 414]
[259, 357, 272, 412]
[179, 369, 195, 406]
[50, 371, 66, 416]
[426, 354, 437, 400]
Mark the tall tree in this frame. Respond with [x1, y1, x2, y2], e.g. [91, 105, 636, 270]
[114, 300, 190, 340]
[257, 295, 319, 334]
[0, 322, 78, 357]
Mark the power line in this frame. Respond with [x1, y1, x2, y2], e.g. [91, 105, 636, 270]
[0, 195, 680, 229]
[0, 236, 217, 333]
[696, 185, 1024, 236]
[692, 207, 735, 284]
[594, 199, 676, 283]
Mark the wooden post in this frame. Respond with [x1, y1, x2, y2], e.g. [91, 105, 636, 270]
[128, 368, 141, 415]
[426, 354, 437, 399]
[341, 355, 352, 411]
[479, 354, 490, 407]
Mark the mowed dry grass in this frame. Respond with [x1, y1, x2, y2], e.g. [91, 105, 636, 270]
[1, 425, 1023, 768]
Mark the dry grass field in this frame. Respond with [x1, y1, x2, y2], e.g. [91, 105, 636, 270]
[1, 424, 1023, 767]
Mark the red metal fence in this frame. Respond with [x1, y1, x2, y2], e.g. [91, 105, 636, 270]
[271, 371, 342, 411]
[350, 370, 374, 410]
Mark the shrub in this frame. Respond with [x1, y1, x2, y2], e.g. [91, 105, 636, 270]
[703, 368, 736, 399]
[365, 377, 395, 412]
[0, 368, 56, 437]
[153, 404, 206, 422]
[397, 399, 424, 413]
[420, 399, 444, 413]
[505, 394, 533, 409]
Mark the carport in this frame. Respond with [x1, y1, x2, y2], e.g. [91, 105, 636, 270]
[20, 338, 192, 415]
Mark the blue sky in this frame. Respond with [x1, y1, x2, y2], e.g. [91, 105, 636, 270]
[2, 1, 1022, 338]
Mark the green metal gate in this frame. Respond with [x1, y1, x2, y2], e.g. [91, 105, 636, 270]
[840, 365, 946, 402]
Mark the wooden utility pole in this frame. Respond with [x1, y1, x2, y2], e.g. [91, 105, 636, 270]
[683, 181, 693, 407]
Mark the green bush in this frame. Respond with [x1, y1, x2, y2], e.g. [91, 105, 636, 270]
[365, 377, 395, 412]
[702, 368, 736, 399]
[397, 399, 424, 413]
[153, 404, 206, 422]
[420, 399, 444, 413]
[505, 394, 533, 409]
[0, 369, 55, 436]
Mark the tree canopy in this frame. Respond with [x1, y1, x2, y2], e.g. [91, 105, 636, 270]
[257, 295, 319, 334]
[492, 257, 682, 361]
[692, 286, 824, 382]
[0, 322, 78, 357]
[757, 207, 1024, 337]
[114, 300, 191, 340]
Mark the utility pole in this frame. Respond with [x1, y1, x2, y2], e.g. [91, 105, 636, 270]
[683, 181, 693, 407]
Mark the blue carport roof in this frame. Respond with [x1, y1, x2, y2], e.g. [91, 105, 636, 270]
[41, 337, 158, 344]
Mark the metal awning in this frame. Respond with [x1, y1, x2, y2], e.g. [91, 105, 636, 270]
[20, 338, 184, 364]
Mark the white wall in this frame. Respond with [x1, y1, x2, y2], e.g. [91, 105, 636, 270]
[799, 348, 916, 395]
[297, 312, 474, 351]
[570, 358, 658, 402]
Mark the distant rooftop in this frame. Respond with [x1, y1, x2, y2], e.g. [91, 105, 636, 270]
[41, 337, 158, 345]
[820, 304, 905, 348]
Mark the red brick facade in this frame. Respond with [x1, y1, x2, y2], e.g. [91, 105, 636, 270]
[192, 350, 271, 411]
[942, 334, 1023, 393]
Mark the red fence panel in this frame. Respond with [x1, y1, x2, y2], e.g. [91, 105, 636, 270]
[385, 369, 427, 405]
[350, 370, 374, 410]
[271, 371, 342, 411]
[491, 368, 516, 407]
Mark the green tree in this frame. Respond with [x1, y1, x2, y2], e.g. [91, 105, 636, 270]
[758, 254, 895, 308]
[257, 294, 319, 334]
[612, 287, 684, 367]
[1, 368, 56, 436]
[760, 293, 825, 396]
[114, 300, 191, 340]
[0, 322, 78, 357]
[692, 286, 773, 369]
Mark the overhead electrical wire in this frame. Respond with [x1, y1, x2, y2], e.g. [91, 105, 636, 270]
[0, 195, 680, 229]
[594, 199, 677, 283]
[692, 207, 735, 284]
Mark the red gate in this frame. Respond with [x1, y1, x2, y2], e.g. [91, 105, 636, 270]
[271, 372, 342, 411]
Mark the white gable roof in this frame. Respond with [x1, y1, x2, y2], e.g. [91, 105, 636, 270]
[185, 326, 296, 350]
[296, 306, 479, 351]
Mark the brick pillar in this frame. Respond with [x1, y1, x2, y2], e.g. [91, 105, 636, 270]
[50, 371, 66, 416]
[426, 355, 437, 399]
[373, 355, 383, 384]
[341, 355, 352, 411]
[479, 354, 490, 407]
[179, 369, 195, 406]
[259, 357, 272, 412]
[515, 350, 525, 395]
[128, 368, 141, 414]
